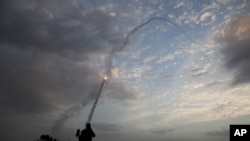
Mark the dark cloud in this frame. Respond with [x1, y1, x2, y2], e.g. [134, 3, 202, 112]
[0, 0, 140, 114]
[0, 0, 141, 140]
[0, 0, 120, 113]
[0, 46, 100, 113]
[150, 129, 174, 135]
[218, 14, 250, 85]
[205, 127, 229, 137]
[0, 0, 122, 57]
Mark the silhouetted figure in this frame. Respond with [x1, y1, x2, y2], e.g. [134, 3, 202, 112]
[76, 123, 95, 141]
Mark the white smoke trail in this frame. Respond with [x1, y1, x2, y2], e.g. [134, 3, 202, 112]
[51, 86, 98, 136]
[51, 16, 194, 135]
[51, 104, 83, 136]
[87, 78, 106, 123]
[105, 17, 194, 77]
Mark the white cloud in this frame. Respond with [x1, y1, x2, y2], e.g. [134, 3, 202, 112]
[110, 67, 119, 78]
[98, 3, 115, 11]
[199, 11, 217, 25]
[109, 12, 116, 16]
[217, 0, 231, 5]
[143, 56, 156, 63]
[200, 12, 213, 21]
[146, 84, 250, 128]
[130, 65, 152, 78]
[184, 79, 230, 89]
[174, 1, 185, 9]
[168, 14, 175, 19]
[177, 10, 200, 25]
[156, 54, 175, 64]
[201, 2, 220, 11]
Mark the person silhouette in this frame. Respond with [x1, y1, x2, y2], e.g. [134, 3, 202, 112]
[78, 123, 96, 141]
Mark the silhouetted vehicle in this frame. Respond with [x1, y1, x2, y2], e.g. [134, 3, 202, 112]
[76, 123, 96, 141]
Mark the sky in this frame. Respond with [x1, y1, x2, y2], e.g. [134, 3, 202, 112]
[0, 0, 250, 141]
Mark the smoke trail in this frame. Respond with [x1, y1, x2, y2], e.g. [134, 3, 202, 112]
[105, 17, 194, 76]
[87, 78, 106, 123]
[51, 87, 98, 136]
[51, 104, 83, 136]
[51, 79, 106, 135]
[51, 17, 193, 135]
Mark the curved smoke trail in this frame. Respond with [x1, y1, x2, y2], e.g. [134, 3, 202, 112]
[51, 17, 194, 135]
[105, 17, 194, 76]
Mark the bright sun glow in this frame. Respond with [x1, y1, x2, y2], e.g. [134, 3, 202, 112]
[104, 76, 108, 80]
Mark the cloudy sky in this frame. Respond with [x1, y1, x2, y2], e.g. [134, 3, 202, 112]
[0, 0, 250, 141]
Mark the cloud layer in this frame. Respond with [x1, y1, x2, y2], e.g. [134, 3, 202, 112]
[0, 0, 144, 113]
[0, 0, 142, 139]
[219, 14, 250, 85]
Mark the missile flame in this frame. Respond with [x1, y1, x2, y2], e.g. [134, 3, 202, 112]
[104, 76, 108, 80]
